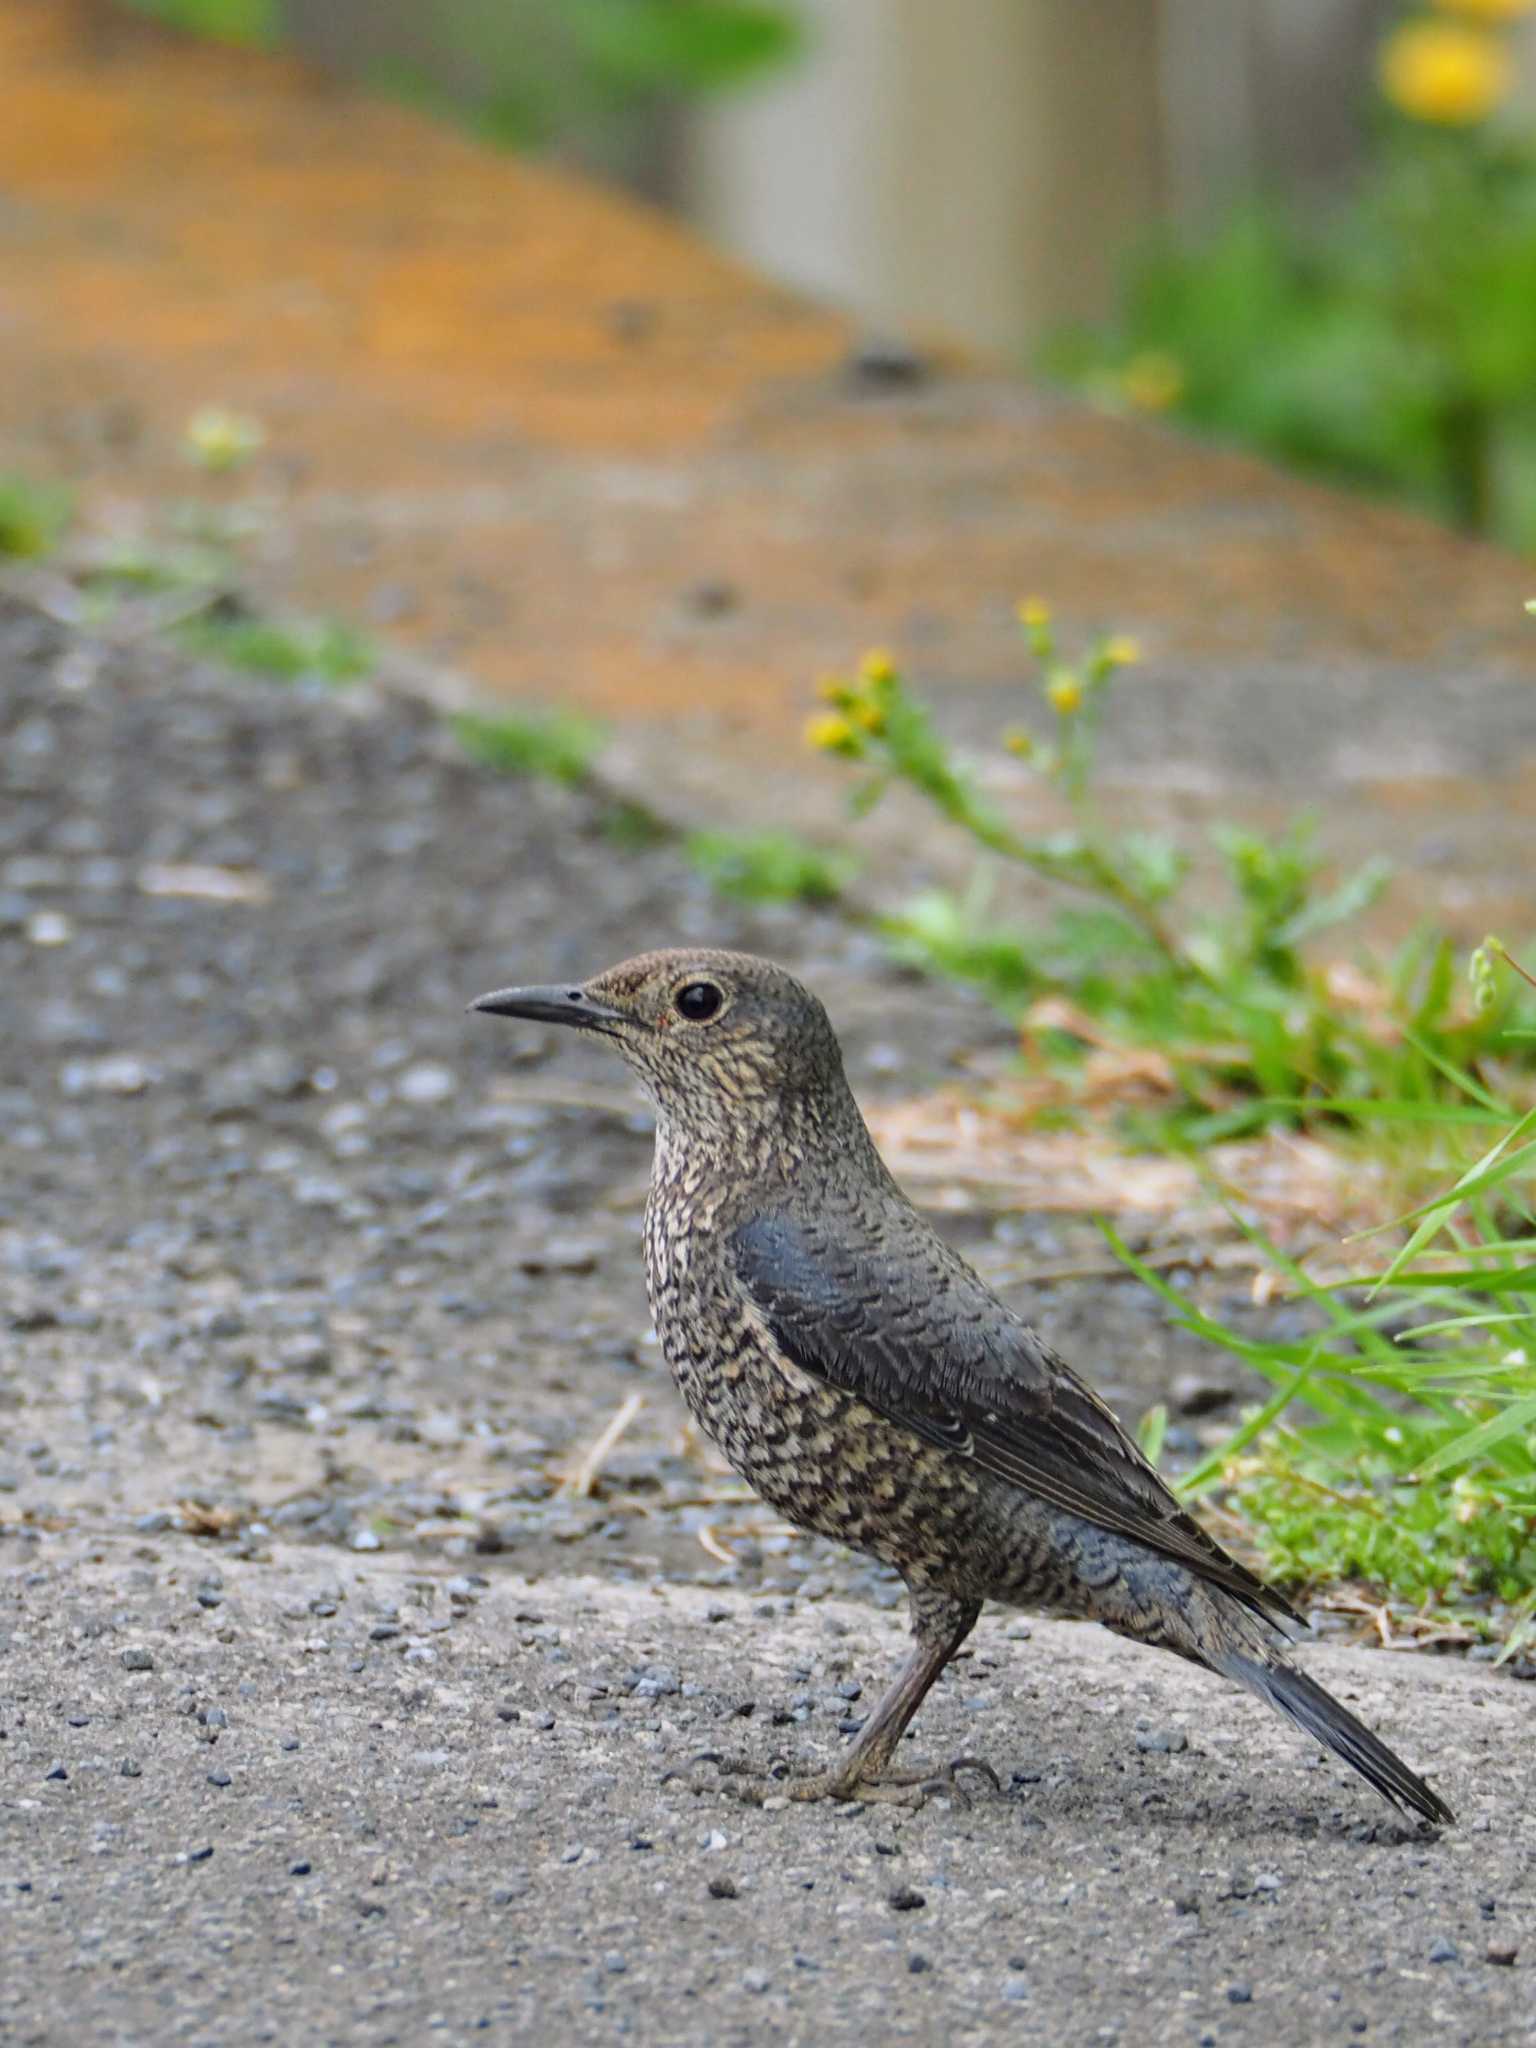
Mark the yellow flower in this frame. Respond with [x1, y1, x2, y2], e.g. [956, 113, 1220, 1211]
[1103, 635, 1141, 668]
[1002, 728, 1035, 759]
[1120, 352, 1184, 413]
[1380, 19, 1510, 124]
[1016, 597, 1051, 630]
[851, 699, 886, 735]
[1047, 672, 1083, 715]
[804, 711, 859, 755]
[1433, 0, 1535, 22]
[184, 405, 265, 472]
[816, 673, 852, 705]
[858, 647, 896, 686]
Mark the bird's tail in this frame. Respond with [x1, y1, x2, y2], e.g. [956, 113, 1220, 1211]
[1215, 1649, 1454, 1826]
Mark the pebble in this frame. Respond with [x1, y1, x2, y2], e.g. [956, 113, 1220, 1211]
[1487, 1942, 1518, 1966]
[1428, 1938, 1459, 1964]
[1001, 1975, 1029, 2003]
[888, 1887, 926, 1912]
[120, 1646, 155, 1671]
[1135, 1727, 1188, 1754]
[119, 1759, 141, 1778]
[707, 1877, 739, 1899]
[289, 1860, 312, 1876]
[741, 1969, 770, 1995]
[396, 1063, 457, 1106]
[207, 1769, 232, 1787]
[1227, 1984, 1253, 2005]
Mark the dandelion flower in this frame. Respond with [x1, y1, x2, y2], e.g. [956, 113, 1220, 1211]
[858, 647, 897, 686]
[1047, 672, 1083, 715]
[1103, 635, 1142, 668]
[1016, 597, 1051, 630]
[1380, 19, 1510, 124]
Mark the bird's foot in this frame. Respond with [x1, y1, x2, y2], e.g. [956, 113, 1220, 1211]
[688, 1751, 1001, 1812]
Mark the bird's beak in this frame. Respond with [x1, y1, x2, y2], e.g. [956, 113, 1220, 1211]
[467, 983, 630, 1034]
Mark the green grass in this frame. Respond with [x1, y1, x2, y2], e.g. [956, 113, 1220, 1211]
[451, 708, 606, 786]
[177, 612, 375, 686]
[0, 474, 74, 560]
[1110, 1053, 1536, 1647]
[685, 828, 856, 905]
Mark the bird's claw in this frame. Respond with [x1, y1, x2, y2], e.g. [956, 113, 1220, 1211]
[676, 1750, 1003, 1812]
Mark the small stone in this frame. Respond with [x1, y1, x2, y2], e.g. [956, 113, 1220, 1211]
[279, 1334, 331, 1376]
[1428, 1938, 1459, 1964]
[289, 1861, 312, 1877]
[120, 1646, 155, 1672]
[741, 1969, 770, 1995]
[532, 1710, 555, 1731]
[707, 1876, 739, 1900]
[179, 1845, 215, 1864]
[1487, 1942, 1518, 1966]
[845, 333, 930, 389]
[28, 910, 73, 947]
[350, 1529, 382, 1552]
[1001, 1975, 1029, 2003]
[1227, 1984, 1253, 2005]
[888, 1886, 926, 1912]
[908, 1954, 930, 1974]
[44, 1762, 67, 1781]
[396, 1064, 457, 1106]
[207, 1769, 232, 1787]
[1135, 1727, 1188, 1754]
[603, 1952, 627, 1975]
[119, 1759, 141, 1778]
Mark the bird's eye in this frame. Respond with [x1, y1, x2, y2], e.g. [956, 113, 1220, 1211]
[674, 981, 723, 1022]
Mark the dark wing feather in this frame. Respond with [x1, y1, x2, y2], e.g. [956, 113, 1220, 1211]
[733, 1207, 1297, 1626]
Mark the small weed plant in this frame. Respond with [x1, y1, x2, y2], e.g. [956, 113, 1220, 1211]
[0, 474, 74, 560]
[451, 709, 607, 787]
[685, 828, 856, 905]
[809, 612, 1529, 1142]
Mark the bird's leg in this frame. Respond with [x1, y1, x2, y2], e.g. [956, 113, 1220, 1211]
[720, 1589, 999, 1810]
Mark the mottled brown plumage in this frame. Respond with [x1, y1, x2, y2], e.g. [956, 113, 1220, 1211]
[472, 948, 1452, 1824]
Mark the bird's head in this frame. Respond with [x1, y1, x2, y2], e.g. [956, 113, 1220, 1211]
[470, 947, 852, 1140]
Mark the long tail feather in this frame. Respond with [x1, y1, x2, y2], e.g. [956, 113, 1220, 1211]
[1219, 1653, 1454, 1825]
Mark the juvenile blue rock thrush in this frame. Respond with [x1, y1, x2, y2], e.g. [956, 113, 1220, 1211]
[471, 948, 1452, 1823]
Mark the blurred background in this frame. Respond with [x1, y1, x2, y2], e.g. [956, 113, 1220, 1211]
[124, 0, 1536, 549]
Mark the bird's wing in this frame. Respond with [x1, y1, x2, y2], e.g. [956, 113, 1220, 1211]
[732, 1207, 1296, 1624]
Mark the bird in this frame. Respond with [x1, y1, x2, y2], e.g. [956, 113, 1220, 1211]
[470, 947, 1452, 1825]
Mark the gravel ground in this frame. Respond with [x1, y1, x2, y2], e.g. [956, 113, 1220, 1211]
[2, 595, 1530, 2045]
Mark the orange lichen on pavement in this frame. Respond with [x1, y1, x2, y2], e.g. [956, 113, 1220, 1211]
[0, 0, 1533, 905]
